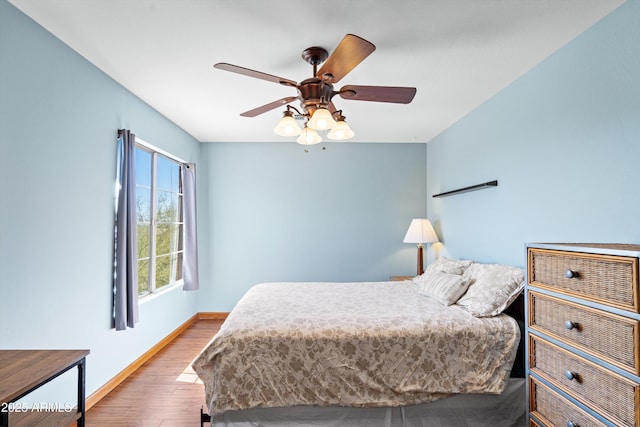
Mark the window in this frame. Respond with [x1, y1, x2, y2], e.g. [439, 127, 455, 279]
[135, 145, 184, 296]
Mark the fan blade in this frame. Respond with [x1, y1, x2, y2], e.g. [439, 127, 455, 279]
[316, 34, 375, 83]
[240, 96, 299, 117]
[214, 63, 297, 87]
[338, 85, 416, 104]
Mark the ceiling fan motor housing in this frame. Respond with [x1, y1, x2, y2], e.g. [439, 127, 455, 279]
[298, 78, 334, 115]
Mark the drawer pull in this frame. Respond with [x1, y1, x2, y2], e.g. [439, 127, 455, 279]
[564, 370, 577, 381]
[565, 269, 579, 279]
[564, 320, 578, 330]
[567, 422, 580, 427]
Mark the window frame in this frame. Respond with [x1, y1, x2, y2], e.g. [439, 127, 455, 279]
[134, 138, 185, 298]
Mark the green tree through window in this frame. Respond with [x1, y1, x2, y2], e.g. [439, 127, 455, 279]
[135, 146, 184, 296]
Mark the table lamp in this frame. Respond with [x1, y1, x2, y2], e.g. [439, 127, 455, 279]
[403, 218, 439, 276]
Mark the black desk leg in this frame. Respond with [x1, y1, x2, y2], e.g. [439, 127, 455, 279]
[77, 358, 86, 427]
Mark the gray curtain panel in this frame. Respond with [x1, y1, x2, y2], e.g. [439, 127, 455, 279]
[113, 129, 139, 330]
[182, 163, 200, 290]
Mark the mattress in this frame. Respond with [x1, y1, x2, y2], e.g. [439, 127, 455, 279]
[192, 281, 521, 416]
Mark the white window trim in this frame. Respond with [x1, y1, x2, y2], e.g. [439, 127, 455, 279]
[135, 137, 187, 164]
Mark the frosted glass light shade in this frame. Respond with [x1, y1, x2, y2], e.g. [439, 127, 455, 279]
[327, 120, 355, 140]
[296, 127, 322, 145]
[403, 219, 439, 244]
[273, 114, 302, 136]
[307, 108, 337, 130]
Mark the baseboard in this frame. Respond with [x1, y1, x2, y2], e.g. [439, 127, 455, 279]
[198, 312, 228, 320]
[86, 311, 228, 410]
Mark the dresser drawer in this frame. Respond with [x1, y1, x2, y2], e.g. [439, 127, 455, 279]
[529, 292, 640, 375]
[529, 335, 639, 427]
[530, 377, 608, 427]
[528, 248, 639, 312]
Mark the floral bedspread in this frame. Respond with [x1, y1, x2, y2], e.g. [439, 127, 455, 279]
[192, 281, 520, 416]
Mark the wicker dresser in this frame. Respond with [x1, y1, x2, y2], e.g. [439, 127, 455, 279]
[526, 243, 640, 427]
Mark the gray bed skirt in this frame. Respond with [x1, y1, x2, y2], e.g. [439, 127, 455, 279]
[210, 377, 526, 427]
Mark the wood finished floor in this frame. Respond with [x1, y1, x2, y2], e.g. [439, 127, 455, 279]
[86, 319, 222, 426]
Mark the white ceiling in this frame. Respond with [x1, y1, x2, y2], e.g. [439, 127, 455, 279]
[9, 0, 625, 143]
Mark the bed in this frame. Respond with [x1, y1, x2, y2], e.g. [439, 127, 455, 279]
[193, 258, 526, 426]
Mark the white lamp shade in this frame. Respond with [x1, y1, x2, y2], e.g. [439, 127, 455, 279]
[307, 108, 337, 130]
[296, 127, 322, 145]
[403, 219, 439, 244]
[273, 115, 302, 136]
[327, 120, 355, 140]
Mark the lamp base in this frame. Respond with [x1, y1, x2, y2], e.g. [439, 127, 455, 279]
[416, 244, 424, 276]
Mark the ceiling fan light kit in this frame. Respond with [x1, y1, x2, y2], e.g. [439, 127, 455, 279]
[214, 34, 416, 145]
[306, 107, 337, 131]
[273, 110, 302, 137]
[296, 126, 323, 145]
[327, 118, 355, 141]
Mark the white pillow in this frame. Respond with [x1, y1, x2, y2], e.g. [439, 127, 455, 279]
[416, 257, 473, 282]
[416, 271, 473, 306]
[456, 263, 525, 317]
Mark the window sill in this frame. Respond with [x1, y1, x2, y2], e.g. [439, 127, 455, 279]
[139, 281, 184, 305]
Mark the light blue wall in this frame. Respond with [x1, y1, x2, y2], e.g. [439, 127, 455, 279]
[426, 0, 640, 268]
[0, 0, 201, 402]
[199, 142, 427, 311]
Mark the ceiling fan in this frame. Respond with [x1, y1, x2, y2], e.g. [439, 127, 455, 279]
[214, 34, 417, 144]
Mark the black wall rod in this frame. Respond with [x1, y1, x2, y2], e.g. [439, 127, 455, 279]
[432, 180, 498, 198]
